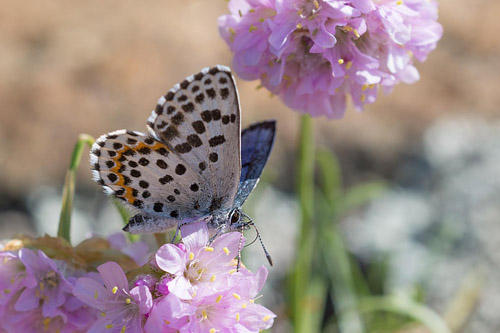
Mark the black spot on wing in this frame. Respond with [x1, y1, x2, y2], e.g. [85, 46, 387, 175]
[175, 142, 192, 154]
[220, 88, 230, 99]
[182, 102, 195, 113]
[138, 158, 150, 166]
[192, 121, 206, 134]
[187, 134, 203, 148]
[211, 109, 221, 120]
[201, 111, 212, 123]
[165, 91, 175, 101]
[130, 169, 141, 178]
[208, 67, 220, 75]
[159, 175, 173, 185]
[154, 202, 164, 212]
[172, 112, 184, 125]
[180, 79, 190, 89]
[161, 126, 179, 141]
[167, 106, 176, 115]
[156, 159, 168, 169]
[195, 94, 205, 104]
[175, 164, 186, 175]
[209, 135, 226, 147]
[209, 153, 218, 163]
[206, 88, 216, 99]
[138, 147, 151, 155]
[155, 147, 169, 156]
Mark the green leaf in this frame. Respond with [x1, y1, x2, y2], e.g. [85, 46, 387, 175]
[321, 225, 366, 333]
[337, 181, 387, 217]
[290, 114, 317, 331]
[58, 134, 95, 243]
[359, 295, 451, 333]
[296, 277, 328, 333]
[316, 147, 342, 208]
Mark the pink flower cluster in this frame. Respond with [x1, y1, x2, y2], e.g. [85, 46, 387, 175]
[73, 222, 275, 332]
[0, 249, 96, 332]
[0, 227, 275, 332]
[219, 0, 443, 118]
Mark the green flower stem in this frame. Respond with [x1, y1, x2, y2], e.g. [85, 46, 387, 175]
[317, 149, 365, 332]
[358, 296, 451, 333]
[291, 114, 316, 331]
[57, 134, 95, 243]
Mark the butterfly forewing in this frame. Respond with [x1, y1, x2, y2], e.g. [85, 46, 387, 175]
[147, 65, 241, 212]
[90, 130, 213, 221]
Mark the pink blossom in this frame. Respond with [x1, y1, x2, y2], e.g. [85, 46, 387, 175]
[155, 221, 242, 300]
[73, 261, 153, 332]
[0, 249, 95, 332]
[219, 0, 443, 118]
[15, 249, 74, 317]
[148, 222, 276, 332]
[144, 294, 195, 333]
[0, 251, 34, 311]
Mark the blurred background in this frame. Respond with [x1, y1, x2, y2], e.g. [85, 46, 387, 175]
[1, 0, 499, 332]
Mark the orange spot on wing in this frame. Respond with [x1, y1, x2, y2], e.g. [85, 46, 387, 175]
[110, 141, 170, 205]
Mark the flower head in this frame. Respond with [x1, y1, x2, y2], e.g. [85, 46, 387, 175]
[15, 248, 74, 317]
[0, 248, 95, 332]
[155, 221, 242, 300]
[0, 251, 34, 308]
[145, 221, 276, 332]
[219, 0, 443, 118]
[73, 261, 152, 332]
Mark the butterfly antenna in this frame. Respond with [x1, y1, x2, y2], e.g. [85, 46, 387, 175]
[244, 232, 259, 247]
[251, 223, 273, 267]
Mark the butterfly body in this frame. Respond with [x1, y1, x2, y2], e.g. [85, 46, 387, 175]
[90, 66, 276, 235]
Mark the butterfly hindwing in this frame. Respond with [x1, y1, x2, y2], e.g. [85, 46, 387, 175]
[90, 130, 214, 229]
[234, 121, 276, 207]
[147, 65, 241, 213]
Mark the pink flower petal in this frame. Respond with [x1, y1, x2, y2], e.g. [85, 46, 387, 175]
[130, 285, 153, 314]
[167, 276, 194, 300]
[97, 262, 129, 292]
[73, 277, 110, 310]
[156, 244, 187, 275]
[14, 288, 39, 311]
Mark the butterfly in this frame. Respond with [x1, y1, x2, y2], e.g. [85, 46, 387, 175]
[89, 65, 276, 247]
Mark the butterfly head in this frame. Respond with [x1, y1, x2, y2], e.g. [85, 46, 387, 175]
[229, 208, 253, 232]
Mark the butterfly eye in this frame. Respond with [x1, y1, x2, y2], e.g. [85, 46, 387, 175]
[230, 210, 240, 224]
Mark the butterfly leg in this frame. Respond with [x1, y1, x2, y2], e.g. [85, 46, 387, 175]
[207, 224, 225, 245]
